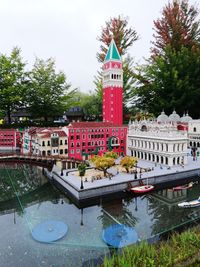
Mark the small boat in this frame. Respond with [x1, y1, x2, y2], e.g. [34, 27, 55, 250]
[173, 182, 193, 191]
[178, 197, 200, 208]
[130, 185, 154, 194]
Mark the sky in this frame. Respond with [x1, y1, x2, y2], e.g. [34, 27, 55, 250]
[0, 0, 199, 93]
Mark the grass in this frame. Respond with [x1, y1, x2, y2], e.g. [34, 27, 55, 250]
[100, 226, 200, 267]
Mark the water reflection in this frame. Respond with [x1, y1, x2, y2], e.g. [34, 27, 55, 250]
[1, 163, 200, 267]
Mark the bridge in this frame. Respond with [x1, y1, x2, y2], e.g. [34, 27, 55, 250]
[0, 153, 84, 169]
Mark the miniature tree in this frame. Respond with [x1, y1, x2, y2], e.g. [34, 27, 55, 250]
[104, 151, 118, 159]
[78, 163, 87, 189]
[120, 156, 138, 173]
[90, 155, 115, 177]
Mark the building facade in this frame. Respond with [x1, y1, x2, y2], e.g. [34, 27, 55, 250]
[188, 120, 200, 148]
[68, 122, 127, 160]
[22, 127, 68, 157]
[0, 129, 21, 151]
[127, 119, 188, 166]
[102, 39, 123, 125]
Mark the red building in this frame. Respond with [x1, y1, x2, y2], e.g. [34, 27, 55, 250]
[68, 122, 127, 160]
[102, 39, 123, 125]
[0, 129, 21, 151]
[67, 40, 127, 160]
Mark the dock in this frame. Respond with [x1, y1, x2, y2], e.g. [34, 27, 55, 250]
[46, 155, 200, 204]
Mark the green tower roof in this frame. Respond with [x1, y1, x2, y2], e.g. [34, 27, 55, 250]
[105, 39, 121, 62]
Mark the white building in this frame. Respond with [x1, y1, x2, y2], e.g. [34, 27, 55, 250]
[127, 111, 188, 166]
[188, 120, 200, 148]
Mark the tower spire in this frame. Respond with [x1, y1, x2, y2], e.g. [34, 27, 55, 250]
[102, 39, 123, 125]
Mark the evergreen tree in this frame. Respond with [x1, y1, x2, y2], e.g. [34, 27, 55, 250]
[135, 0, 200, 118]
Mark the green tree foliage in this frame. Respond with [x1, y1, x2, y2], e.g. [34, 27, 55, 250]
[27, 58, 76, 121]
[120, 156, 137, 173]
[0, 47, 27, 124]
[134, 0, 200, 118]
[73, 90, 102, 120]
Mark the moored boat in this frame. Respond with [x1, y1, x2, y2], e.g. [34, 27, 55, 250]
[130, 185, 154, 194]
[178, 197, 200, 208]
[173, 182, 193, 191]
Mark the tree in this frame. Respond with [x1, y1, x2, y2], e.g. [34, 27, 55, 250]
[152, 0, 200, 56]
[97, 15, 138, 62]
[74, 90, 102, 120]
[90, 155, 115, 177]
[0, 47, 27, 124]
[104, 151, 118, 159]
[134, 0, 200, 118]
[27, 58, 76, 121]
[120, 156, 137, 173]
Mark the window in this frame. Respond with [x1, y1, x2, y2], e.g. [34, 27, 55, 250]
[71, 150, 74, 154]
[60, 140, 63, 145]
[82, 142, 85, 147]
[48, 140, 50, 146]
[82, 135, 85, 139]
[60, 149, 63, 154]
[76, 149, 80, 153]
[77, 143, 80, 148]
[70, 136, 74, 140]
[42, 141, 45, 146]
[76, 135, 80, 140]
[71, 142, 74, 148]
[65, 140, 67, 145]
[194, 127, 197, 132]
[65, 149, 68, 154]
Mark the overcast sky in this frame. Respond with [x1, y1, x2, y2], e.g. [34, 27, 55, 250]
[0, 0, 199, 92]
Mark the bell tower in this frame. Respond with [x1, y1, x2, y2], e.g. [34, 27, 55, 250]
[102, 39, 123, 125]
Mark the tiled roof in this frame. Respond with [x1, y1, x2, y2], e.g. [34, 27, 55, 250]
[40, 130, 67, 138]
[68, 122, 127, 128]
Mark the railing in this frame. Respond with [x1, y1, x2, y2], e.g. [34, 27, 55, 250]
[0, 152, 83, 163]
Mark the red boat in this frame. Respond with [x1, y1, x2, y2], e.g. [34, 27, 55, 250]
[173, 182, 193, 191]
[130, 185, 154, 194]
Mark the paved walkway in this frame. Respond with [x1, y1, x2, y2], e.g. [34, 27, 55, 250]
[52, 151, 200, 191]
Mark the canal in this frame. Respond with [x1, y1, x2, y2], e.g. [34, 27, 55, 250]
[0, 163, 200, 267]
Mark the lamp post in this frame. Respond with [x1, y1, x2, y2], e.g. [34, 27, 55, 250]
[80, 208, 84, 226]
[80, 175, 84, 189]
[78, 163, 86, 190]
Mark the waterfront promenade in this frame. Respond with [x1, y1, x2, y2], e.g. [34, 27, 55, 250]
[49, 151, 200, 202]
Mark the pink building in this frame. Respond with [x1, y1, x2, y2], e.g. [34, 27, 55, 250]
[0, 129, 21, 151]
[68, 122, 127, 160]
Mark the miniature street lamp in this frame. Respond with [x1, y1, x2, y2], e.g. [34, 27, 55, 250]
[78, 163, 86, 190]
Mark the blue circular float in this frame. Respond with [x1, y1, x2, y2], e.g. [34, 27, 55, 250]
[31, 220, 68, 243]
[102, 224, 138, 248]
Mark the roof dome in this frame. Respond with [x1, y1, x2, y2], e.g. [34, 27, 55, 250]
[157, 111, 169, 123]
[169, 110, 180, 122]
[180, 112, 192, 122]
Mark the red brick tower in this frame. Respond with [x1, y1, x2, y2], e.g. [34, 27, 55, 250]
[102, 39, 123, 125]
